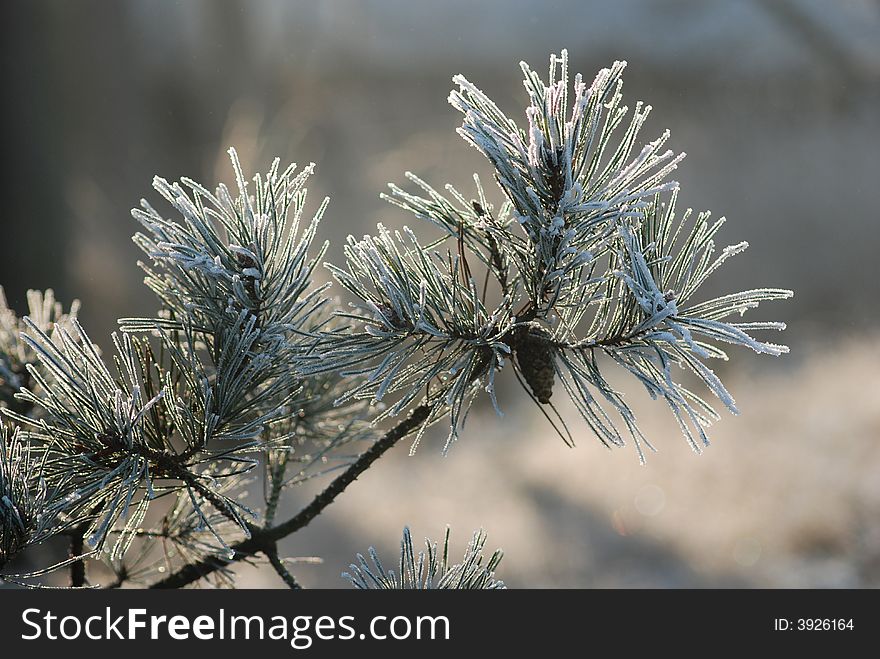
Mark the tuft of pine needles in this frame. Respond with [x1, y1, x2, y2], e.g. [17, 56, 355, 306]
[302, 50, 791, 460]
[344, 526, 505, 590]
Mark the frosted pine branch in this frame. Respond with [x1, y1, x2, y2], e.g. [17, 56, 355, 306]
[0, 48, 792, 587]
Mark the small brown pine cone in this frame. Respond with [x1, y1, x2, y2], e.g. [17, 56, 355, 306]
[514, 323, 556, 404]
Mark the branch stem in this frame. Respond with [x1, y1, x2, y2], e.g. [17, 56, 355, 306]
[266, 548, 301, 589]
[68, 527, 86, 588]
[147, 403, 432, 589]
[264, 450, 289, 526]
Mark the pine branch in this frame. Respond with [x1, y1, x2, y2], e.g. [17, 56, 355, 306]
[3, 49, 794, 587]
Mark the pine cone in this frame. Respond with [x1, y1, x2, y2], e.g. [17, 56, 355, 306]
[514, 323, 556, 404]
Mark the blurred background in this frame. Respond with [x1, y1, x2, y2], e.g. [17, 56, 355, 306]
[1, 0, 878, 588]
